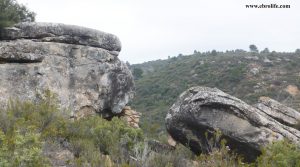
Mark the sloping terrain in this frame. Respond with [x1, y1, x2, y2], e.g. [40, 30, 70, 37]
[130, 51, 300, 134]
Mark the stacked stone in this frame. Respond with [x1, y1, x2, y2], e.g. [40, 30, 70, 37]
[121, 106, 141, 128]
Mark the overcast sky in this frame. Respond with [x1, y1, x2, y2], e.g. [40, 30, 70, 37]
[17, 0, 299, 64]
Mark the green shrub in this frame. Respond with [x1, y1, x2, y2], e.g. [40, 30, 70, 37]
[255, 140, 300, 167]
[0, 125, 50, 167]
[0, 91, 60, 166]
[5, 90, 300, 167]
[0, 129, 50, 167]
[192, 130, 247, 167]
[129, 141, 195, 167]
[64, 116, 144, 165]
[0, 0, 35, 28]
[196, 142, 246, 167]
[0, 91, 144, 166]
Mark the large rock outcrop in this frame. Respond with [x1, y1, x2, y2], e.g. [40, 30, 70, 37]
[0, 22, 134, 118]
[165, 86, 300, 161]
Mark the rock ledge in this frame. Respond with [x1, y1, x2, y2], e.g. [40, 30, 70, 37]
[0, 22, 121, 54]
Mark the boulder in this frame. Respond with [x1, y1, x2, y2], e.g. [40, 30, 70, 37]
[165, 86, 300, 162]
[0, 22, 134, 118]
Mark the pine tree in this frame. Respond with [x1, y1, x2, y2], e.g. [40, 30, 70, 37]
[0, 0, 35, 28]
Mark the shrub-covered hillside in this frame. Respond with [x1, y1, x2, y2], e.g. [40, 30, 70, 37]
[130, 49, 300, 134]
[2, 95, 300, 166]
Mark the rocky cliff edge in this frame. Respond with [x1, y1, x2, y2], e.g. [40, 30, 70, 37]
[0, 22, 134, 118]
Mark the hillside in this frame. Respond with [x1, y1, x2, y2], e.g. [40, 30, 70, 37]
[130, 50, 300, 135]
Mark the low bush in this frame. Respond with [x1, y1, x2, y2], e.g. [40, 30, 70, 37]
[1, 91, 300, 166]
[0, 91, 144, 166]
[255, 140, 300, 167]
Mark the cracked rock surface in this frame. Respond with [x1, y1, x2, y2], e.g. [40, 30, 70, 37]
[0, 22, 134, 118]
[0, 22, 121, 53]
[165, 86, 300, 162]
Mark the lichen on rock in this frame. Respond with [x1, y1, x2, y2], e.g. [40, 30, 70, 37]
[0, 22, 134, 118]
[165, 86, 300, 162]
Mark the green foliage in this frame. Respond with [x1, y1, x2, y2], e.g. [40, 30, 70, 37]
[0, 91, 58, 166]
[1, 86, 300, 166]
[131, 50, 300, 136]
[249, 44, 258, 52]
[255, 140, 300, 167]
[0, 91, 144, 166]
[0, 91, 250, 166]
[129, 140, 195, 167]
[211, 49, 217, 56]
[196, 130, 247, 167]
[0, 0, 35, 28]
[65, 116, 144, 165]
[136, 130, 248, 167]
[0, 129, 49, 167]
[196, 143, 246, 167]
[215, 64, 246, 87]
[132, 67, 143, 80]
[261, 48, 270, 54]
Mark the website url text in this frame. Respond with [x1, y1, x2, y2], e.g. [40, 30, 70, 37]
[246, 4, 291, 9]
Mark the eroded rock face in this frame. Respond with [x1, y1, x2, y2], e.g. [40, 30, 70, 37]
[0, 22, 134, 118]
[165, 86, 300, 162]
[255, 96, 300, 127]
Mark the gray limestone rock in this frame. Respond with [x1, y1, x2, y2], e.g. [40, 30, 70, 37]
[165, 86, 300, 162]
[0, 22, 121, 53]
[255, 96, 300, 127]
[0, 22, 134, 118]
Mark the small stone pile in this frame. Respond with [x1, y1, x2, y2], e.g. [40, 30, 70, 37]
[120, 106, 141, 128]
